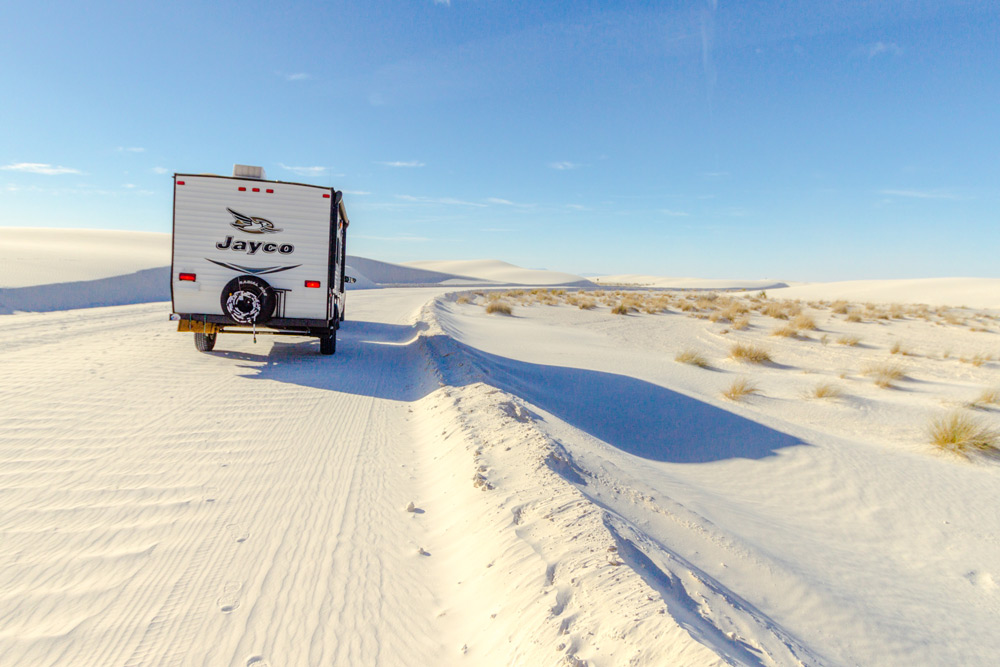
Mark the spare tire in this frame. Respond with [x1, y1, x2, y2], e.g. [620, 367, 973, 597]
[220, 275, 276, 324]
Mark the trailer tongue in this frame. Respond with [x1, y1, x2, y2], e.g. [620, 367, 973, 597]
[170, 164, 350, 355]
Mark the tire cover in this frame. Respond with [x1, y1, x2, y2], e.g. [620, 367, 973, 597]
[220, 275, 275, 324]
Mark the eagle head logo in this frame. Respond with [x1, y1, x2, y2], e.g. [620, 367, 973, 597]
[227, 208, 282, 234]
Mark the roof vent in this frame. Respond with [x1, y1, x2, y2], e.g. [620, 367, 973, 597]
[233, 164, 266, 180]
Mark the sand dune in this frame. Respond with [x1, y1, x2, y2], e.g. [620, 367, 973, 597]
[4, 227, 1000, 665]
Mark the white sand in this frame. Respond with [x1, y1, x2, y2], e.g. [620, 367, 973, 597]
[407, 259, 591, 286]
[3, 228, 1000, 665]
[595, 274, 787, 291]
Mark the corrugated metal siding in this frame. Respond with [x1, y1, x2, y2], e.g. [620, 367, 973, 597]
[172, 176, 332, 319]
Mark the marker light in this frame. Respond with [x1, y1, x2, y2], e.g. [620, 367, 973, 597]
[238, 187, 246, 191]
[322, 193, 331, 198]
[179, 273, 196, 282]
[266, 189, 274, 193]
[304, 280, 321, 288]
[177, 180, 185, 185]
[252, 187, 260, 192]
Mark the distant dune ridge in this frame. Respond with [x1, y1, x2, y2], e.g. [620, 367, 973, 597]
[2, 227, 999, 313]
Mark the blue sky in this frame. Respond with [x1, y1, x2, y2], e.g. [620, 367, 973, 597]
[2, 0, 998, 280]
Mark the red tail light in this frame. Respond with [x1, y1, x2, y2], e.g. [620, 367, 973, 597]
[179, 273, 196, 282]
[266, 189, 274, 193]
[238, 186, 246, 191]
[176, 180, 185, 185]
[304, 280, 321, 288]
[322, 193, 331, 198]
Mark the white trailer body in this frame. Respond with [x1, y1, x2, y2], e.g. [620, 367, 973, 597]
[171, 166, 349, 354]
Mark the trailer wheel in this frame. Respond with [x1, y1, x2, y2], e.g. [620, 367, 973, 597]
[194, 332, 217, 352]
[221, 275, 275, 325]
[320, 333, 336, 355]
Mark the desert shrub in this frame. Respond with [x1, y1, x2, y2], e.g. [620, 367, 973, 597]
[960, 354, 991, 367]
[928, 411, 999, 457]
[611, 303, 630, 315]
[890, 341, 911, 355]
[837, 335, 861, 346]
[791, 313, 817, 331]
[577, 299, 596, 310]
[675, 349, 710, 368]
[968, 388, 1000, 410]
[485, 301, 513, 315]
[772, 324, 801, 338]
[456, 294, 472, 304]
[831, 300, 850, 314]
[722, 377, 759, 401]
[809, 382, 844, 399]
[730, 343, 772, 364]
[845, 311, 863, 323]
[863, 362, 907, 388]
[731, 316, 750, 330]
[761, 302, 789, 320]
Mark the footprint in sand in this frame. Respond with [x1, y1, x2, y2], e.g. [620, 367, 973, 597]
[245, 657, 271, 667]
[226, 523, 249, 543]
[217, 580, 243, 613]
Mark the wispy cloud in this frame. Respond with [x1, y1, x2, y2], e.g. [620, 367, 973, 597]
[866, 41, 903, 58]
[152, 166, 170, 175]
[879, 188, 960, 200]
[549, 161, 582, 170]
[116, 146, 145, 153]
[486, 197, 534, 208]
[342, 189, 372, 195]
[395, 194, 487, 207]
[433, 0, 451, 5]
[279, 163, 329, 177]
[285, 72, 310, 81]
[377, 160, 425, 168]
[0, 162, 81, 175]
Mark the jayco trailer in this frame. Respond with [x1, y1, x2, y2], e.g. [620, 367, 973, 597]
[171, 164, 350, 355]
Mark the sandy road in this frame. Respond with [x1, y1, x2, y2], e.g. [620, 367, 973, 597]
[0, 289, 454, 667]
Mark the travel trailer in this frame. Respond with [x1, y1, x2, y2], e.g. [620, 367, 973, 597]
[170, 164, 350, 355]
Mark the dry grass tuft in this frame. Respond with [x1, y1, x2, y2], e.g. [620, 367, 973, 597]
[611, 303, 631, 315]
[455, 294, 472, 304]
[928, 411, 999, 457]
[968, 388, 1000, 410]
[722, 377, 759, 401]
[730, 342, 772, 364]
[675, 349, 710, 368]
[863, 362, 907, 388]
[791, 313, 817, 331]
[485, 301, 513, 315]
[772, 324, 801, 338]
[837, 335, 861, 346]
[960, 353, 991, 367]
[809, 382, 844, 399]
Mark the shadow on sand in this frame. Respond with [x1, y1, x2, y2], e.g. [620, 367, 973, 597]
[234, 320, 806, 464]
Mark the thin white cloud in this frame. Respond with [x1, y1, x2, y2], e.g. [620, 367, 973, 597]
[342, 189, 372, 195]
[122, 183, 136, 189]
[279, 163, 329, 177]
[116, 146, 145, 153]
[867, 41, 903, 58]
[285, 72, 310, 81]
[152, 166, 170, 174]
[486, 197, 534, 208]
[395, 194, 487, 207]
[1, 162, 81, 175]
[377, 160, 426, 168]
[879, 188, 960, 200]
[549, 161, 582, 170]
[433, 0, 451, 5]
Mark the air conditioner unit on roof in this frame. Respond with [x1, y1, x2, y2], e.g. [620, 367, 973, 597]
[232, 164, 266, 180]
